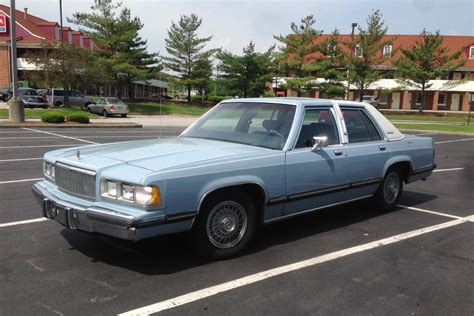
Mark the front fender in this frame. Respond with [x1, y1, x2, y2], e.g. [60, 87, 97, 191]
[196, 175, 269, 213]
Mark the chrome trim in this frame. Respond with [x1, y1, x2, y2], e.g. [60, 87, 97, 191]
[264, 195, 373, 224]
[56, 162, 96, 176]
[55, 163, 96, 200]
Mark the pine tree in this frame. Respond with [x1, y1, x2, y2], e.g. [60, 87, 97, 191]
[69, 0, 159, 97]
[348, 10, 394, 101]
[274, 15, 322, 96]
[218, 42, 273, 98]
[164, 14, 215, 102]
[394, 30, 464, 112]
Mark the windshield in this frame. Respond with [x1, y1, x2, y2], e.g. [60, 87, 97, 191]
[181, 102, 296, 150]
[20, 89, 38, 96]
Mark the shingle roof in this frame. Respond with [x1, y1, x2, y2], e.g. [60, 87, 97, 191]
[306, 34, 474, 69]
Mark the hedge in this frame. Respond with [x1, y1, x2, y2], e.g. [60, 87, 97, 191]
[67, 113, 90, 124]
[208, 96, 228, 103]
[41, 112, 65, 123]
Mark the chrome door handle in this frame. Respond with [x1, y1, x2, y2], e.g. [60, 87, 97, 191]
[379, 145, 386, 151]
[334, 150, 343, 156]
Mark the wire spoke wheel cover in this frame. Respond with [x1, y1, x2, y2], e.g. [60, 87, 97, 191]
[383, 172, 400, 204]
[206, 200, 248, 249]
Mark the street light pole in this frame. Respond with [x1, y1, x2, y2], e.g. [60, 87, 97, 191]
[59, 0, 63, 46]
[8, 0, 24, 122]
[345, 22, 357, 101]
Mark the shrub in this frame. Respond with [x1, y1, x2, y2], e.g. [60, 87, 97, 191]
[67, 113, 90, 124]
[263, 91, 276, 98]
[41, 112, 65, 123]
[191, 95, 206, 101]
[208, 95, 228, 103]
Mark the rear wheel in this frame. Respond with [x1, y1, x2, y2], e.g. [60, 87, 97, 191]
[54, 101, 62, 107]
[189, 191, 256, 259]
[121, 114, 127, 118]
[374, 167, 403, 211]
[103, 109, 108, 117]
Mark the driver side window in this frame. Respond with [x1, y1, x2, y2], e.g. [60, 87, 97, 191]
[295, 108, 340, 148]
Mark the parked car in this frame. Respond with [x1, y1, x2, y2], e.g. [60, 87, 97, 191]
[87, 98, 129, 117]
[0, 87, 9, 102]
[36, 89, 48, 100]
[47, 89, 94, 108]
[32, 98, 436, 259]
[23, 95, 48, 108]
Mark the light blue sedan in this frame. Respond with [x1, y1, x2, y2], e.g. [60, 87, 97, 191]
[33, 98, 436, 259]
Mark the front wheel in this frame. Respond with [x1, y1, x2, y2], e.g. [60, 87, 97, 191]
[121, 114, 127, 118]
[189, 191, 257, 259]
[374, 168, 403, 211]
[103, 109, 108, 117]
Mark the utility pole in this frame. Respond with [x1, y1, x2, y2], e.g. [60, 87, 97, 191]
[8, 0, 24, 122]
[345, 22, 357, 101]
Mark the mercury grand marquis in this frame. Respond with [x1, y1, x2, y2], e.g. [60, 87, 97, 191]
[32, 98, 436, 259]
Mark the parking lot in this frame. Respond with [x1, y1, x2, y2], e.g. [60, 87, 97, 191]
[0, 127, 472, 315]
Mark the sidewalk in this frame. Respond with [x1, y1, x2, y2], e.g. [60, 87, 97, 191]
[0, 114, 198, 127]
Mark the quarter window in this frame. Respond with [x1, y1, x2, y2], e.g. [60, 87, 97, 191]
[341, 109, 381, 143]
[295, 109, 339, 148]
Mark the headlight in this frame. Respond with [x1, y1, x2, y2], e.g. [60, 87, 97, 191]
[100, 179, 161, 207]
[43, 161, 55, 181]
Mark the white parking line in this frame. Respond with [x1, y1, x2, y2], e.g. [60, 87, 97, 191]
[435, 138, 474, 144]
[433, 167, 464, 173]
[0, 218, 48, 228]
[0, 144, 84, 149]
[21, 128, 99, 144]
[119, 215, 474, 316]
[0, 158, 42, 162]
[0, 178, 43, 185]
[398, 204, 463, 220]
[0, 135, 156, 140]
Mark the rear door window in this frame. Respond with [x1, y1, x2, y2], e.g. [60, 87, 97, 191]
[341, 108, 382, 143]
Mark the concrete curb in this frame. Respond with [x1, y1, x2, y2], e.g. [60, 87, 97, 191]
[400, 129, 474, 136]
[0, 122, 142, 128]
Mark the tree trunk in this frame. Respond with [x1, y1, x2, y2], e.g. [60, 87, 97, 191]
[419, 81, 425, 113]
[63, 86, 70, 108]
[187, 84, 191, 103]
[358, 84, 364, 102]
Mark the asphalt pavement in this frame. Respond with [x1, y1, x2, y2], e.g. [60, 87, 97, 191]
[0, 127, 472, 315]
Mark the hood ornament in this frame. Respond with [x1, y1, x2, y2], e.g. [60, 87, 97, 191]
[76, 150, 81, 160]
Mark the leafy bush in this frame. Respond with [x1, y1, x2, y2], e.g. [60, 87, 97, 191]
[263, 91, 276, 98]
[191, 95, 206, 101]
[41, 112, 65, 123]
[208, 96, 228, 103]
[67, 113, 90, 123]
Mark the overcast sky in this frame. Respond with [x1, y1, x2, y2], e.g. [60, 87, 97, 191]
[6, 0, 474, 55]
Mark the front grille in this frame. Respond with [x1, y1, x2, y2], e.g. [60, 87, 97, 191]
[55, 163, 96, 199]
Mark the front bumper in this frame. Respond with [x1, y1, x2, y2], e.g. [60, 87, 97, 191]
[32, 182, 169, 240]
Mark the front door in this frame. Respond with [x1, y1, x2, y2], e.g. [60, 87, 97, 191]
[284, 107, 349, 215]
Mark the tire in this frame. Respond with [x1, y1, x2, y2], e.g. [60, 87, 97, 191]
[103, 109, 108, 117]
[87, 106, 92, 113]
[54, 101, 62, 107]
[121, 114, 127, 118]
[189, 190, 257, 260]
[374, 167, 403, 211]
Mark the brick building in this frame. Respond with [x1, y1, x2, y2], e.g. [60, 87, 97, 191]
[0, 5, 96, 88]
[278, 34, 474, 111]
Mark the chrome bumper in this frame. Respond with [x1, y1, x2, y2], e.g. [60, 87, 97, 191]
[32, 183, 165, 240]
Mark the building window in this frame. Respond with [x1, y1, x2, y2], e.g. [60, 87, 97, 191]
[355, 44, 363, 57]
[470, 46, 474, 60]
[383, 45, 392, 56]
[438, 93, 447, 107]
[55, 27, 60, 41]
[327, 44, 336, 56]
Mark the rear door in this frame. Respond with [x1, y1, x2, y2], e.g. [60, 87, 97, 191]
[284, 107, 349, 215]
[340, 107, 390, 200]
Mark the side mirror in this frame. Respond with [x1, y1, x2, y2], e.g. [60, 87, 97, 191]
[312, 136, 328, 151]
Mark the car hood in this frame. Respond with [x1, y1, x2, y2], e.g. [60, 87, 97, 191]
[55, 137, 274, 173]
